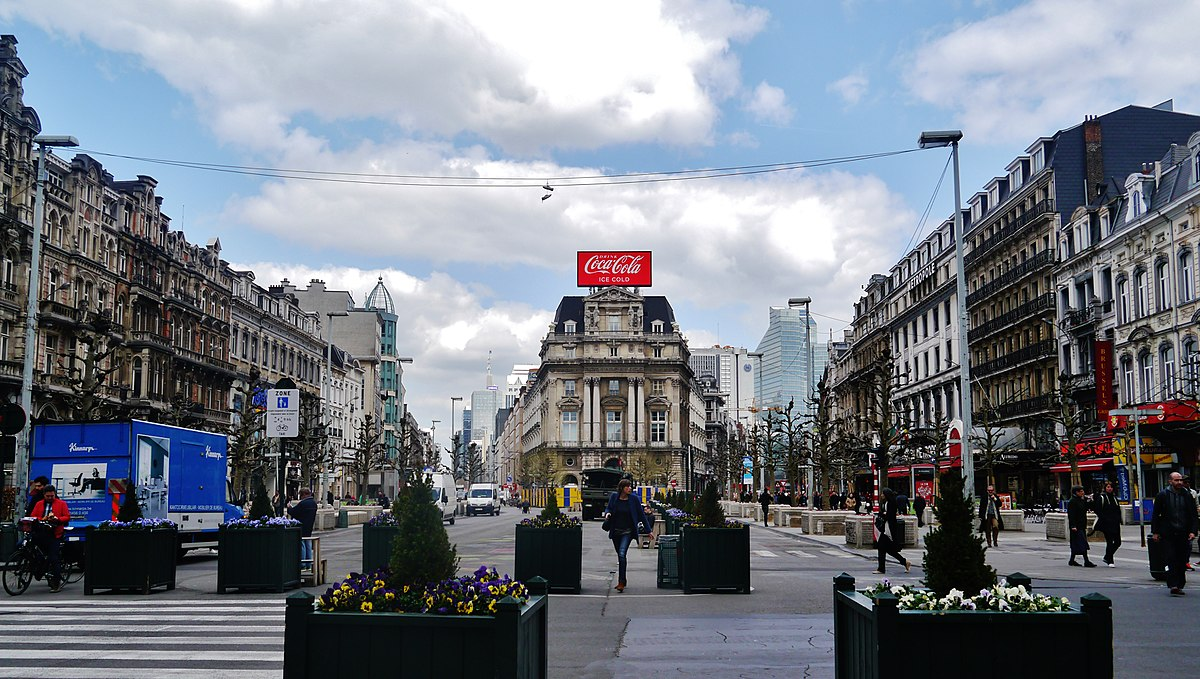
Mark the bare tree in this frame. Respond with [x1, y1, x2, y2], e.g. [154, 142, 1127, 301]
[808, 375, 858, 499]
[58, 306, 126, 421]
[289, 391, 332, 491]
[227, 371, 268, 500]
[1039, 374, 1104, 488]
[346, 415, 386, 498]
[777, 398, 810, 498]
[463, 441, 486, 485]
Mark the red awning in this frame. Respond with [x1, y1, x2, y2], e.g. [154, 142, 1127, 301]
[937, 458, 962, 470]
[1049, 457, 1112, 473]
[887, 467, 910, 478]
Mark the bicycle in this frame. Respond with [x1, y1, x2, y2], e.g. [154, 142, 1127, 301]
[2, 519, 85, 596]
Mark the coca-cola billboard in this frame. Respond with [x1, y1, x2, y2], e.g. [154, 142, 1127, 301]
[577, 251, 652, 287]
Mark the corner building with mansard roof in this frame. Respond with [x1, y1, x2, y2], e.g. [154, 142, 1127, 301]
[500, 287, 709, 495]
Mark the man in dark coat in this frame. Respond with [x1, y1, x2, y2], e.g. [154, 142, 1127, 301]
[759, 488, 772, 527]
[1152, 472, 1199, 595]
[1067, 485, 1096, 567]
[288, 488, 319, 565]
[1091, 480, 1122, 567]
[979, 485, 1005, 547]
[913, 494, 927, 527]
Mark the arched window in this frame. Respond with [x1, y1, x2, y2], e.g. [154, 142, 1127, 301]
[1155, 260, 1170, 312]
[1181, 250, 1195, 303]
[1134, 270, 1148, 318]
[1121, 356, 1134, 404]
[1184, 337, 1200, 395]
[132, 357, 143, 397]
[1138, 351, 1153, 401]
[1116, 277, 1130, 324]
[1161, 344, 1177, 398]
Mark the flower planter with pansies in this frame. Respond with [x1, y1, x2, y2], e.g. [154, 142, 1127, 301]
[513, 516, 583, 593]
[283, 567, 549, 679]
[217, 517, 302, 594]
[679, 522, 750, 594]
[361, 514, 400, 573]
[833, 572, 1113, 679]
[84, 519, 178, 595]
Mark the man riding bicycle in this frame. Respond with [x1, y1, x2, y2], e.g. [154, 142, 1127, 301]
[27, 485, 70, 592]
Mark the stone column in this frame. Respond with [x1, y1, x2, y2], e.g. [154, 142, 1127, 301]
[582, 377, 594, 443]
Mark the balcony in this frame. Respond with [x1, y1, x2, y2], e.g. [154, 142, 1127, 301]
[127, 330, 172, 350]
[966, 250, 1056, 307]
[968, 294, 1055, 342]
[166, 289, 201, 311]
[977, 393, 1056, 422]
[965, 199, 1056, 266]
[973, 339, 1056, 378]
[174, 347, 236, 375]
[130, 273, 161, 297]
[39, 300, 81, 325]
[0, 360, 22, 382]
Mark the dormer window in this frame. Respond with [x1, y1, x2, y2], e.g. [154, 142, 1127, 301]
[564, 320, 576, 335]
[651, 320, 664, 333]
[1125, 172, 1151, 223]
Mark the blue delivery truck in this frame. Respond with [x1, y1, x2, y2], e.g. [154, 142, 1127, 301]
[30, 420, 243, 554]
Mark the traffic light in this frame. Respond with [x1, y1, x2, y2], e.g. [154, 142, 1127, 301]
[0, 403, 26, 436]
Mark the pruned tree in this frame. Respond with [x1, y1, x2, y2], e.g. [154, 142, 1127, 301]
[227, 371, 268, 501]
[346, 415, 386, 499]
[625, 453, 654, 486]
[1038, 373, 1104, 488]
[777, 398, 810, 499]
[808, 374, 857, 499]
[462, 441, 486, 485]
[58, 306, 127, 421]
[289, 391, 333, 491]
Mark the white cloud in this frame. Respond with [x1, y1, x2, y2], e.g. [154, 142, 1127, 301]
[7, 0, 770, 154]
[905, 0, 1200, 143]
[744, 81, 794, 125]
[828, 71, 868, 107]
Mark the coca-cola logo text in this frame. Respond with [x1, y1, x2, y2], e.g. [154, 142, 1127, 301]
[577, 251, 652, 287]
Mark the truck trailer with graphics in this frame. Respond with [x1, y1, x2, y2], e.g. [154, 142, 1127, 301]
[29, 420, 243, 554]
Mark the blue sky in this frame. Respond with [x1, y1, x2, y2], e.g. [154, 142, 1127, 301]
[5, 1, 1200, 447]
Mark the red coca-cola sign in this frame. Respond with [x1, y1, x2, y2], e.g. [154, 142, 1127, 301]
[577, 251, 652, 287]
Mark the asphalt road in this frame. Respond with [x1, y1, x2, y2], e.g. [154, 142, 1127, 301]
[1, 510, 1196, 678]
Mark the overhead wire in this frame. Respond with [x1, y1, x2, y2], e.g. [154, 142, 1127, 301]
[900, 150, 952, 256]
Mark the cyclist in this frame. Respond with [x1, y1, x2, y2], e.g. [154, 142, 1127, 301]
[27, 484, 70, 592]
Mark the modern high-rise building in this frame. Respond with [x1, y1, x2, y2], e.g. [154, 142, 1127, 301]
[688, 346, 759, 427]
[755, 306, 819, 413]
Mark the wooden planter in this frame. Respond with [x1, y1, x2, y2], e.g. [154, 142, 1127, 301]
[679, 525, 751, 594]
[361, 524, 401, 574]
[513, 524, 582, 593]
[283, 577, 549, 679]
[832, 573, 1113, 679]
[217, 525, 302, 593]
[84, 526, 178, 594]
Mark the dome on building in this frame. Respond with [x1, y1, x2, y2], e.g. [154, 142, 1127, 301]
[364, 276, 395, 314]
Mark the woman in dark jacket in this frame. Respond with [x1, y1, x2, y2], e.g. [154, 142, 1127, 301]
[604, 479, 651, 592]
[1091, 481, 1122, 566]
[873, 488, 910, 575]
[1067, 485, 1097, 567]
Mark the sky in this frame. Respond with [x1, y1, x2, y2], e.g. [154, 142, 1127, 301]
[5, 0, 1200, 450]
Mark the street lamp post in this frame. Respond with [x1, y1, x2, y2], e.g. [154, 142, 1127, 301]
[13, 135, 79, 521]
[430, 420, 439, 470]
[449, 396, 462, 472]
[919, 130, 971, 499]
[321, 310, 348, 507]
[1109, 407, 1163, 547]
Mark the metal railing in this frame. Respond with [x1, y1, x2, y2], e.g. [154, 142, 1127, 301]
[968, 294, 1054, 341]
[972, 339, 1056, 378]
[965, 199, 1056, 266]
[966, 250, 1056, 307]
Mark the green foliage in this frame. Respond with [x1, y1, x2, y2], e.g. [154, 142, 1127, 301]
[695, 482, 727, 528]
[389, 475, 459, 586]
[682, 493, 696, 515]
[539, 489, 562, 520]
[653, 490, 665, 502]
[247, 482, 273, 521]
[922, 472, 996, 596]
[116, 481, 143, 522]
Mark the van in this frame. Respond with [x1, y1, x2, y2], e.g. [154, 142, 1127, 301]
[425, 472, 456, 525]
[466, 483, 500, 516]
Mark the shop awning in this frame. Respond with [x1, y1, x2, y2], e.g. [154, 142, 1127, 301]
[887, 467, 909, 478]
[937, 458, 962, 470]
[1049, 457, 1112, 473]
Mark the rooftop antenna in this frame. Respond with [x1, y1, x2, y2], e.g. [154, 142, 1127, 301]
[486, 350, 494, 388]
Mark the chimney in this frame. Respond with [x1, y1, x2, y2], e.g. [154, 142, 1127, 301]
[1084, 117, 1104, 200]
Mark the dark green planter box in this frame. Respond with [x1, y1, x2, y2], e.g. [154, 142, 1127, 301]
[217, 525, 302, 593]
[679, 525, 750, 594]
[84, 527, 178, 594]
[0, 523, 16, 563]
[664, 515, 681, 535]
[283, 577, 549, 679]
[361, 523, 401, 574]
[832, 573, 1113, 679]
[514, 525, 582, 593]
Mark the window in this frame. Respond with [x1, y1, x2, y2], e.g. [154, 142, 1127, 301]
[651, 379, 665, 396]
[1121, 357, 1134, 403]
[650, 410, 667, 442]
[564, 321, 576, 334]
[1135, 271, 1148, 317]
[1117, 278, 1130, 323]
[651, 320, 664, 333]
[44, 334, 57, 374]
[1156, 261, 1170, 312]
[934, 346, 940, 372]
[607, 314, 620, 332]
[561, 411, 578, 442]
[0, 320, 7, 360]
[563, 379, 576, 397]
[606, 411, 622, 441]
[932, 310, 939, 333]
[564, 346, 576, 359]
[921, 316, 928, 339]
[652, 346, 662, 358]
[609, 346, 618, 357]
[608, 379, 620, 395]
[1185, 338, 1199, 394]
[1181, 251, 1195, 303]
[1138, 352, 1153, 401]
[1162, 345, 1177, 397]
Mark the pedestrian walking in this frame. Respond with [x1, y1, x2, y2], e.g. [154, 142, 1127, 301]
[603, 479, 651, 593]
[979, 485, 1004, 547]
[913, 494, 927, 527]
[873, 488, 910, 575]
[288, 488, 318, 564]
[1067, 485, 1097, 567]
[1152, 472, 1199, 596]
[1091, 481, 1121, 567]
[759, 488, 772, 527]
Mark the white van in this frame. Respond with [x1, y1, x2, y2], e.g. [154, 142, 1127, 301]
[466, 483, 500, 516]
[426, 472, 456, 525]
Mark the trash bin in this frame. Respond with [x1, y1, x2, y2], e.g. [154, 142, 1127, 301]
[0, 523, 16, 562]
[657, 535, 680, 589]
[336, 510, 349, 529]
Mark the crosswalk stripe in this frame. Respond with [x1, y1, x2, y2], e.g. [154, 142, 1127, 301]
[0, 599, 282, 607]
[0, 672, 272, 679]
[1, 649, 283, 661]
[820, 549, 855, 558]
[0, 636, 281, 646]
[752, 550, 778, 557]
[787, 550, 816, 558]
[8, 624, 286, 633]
